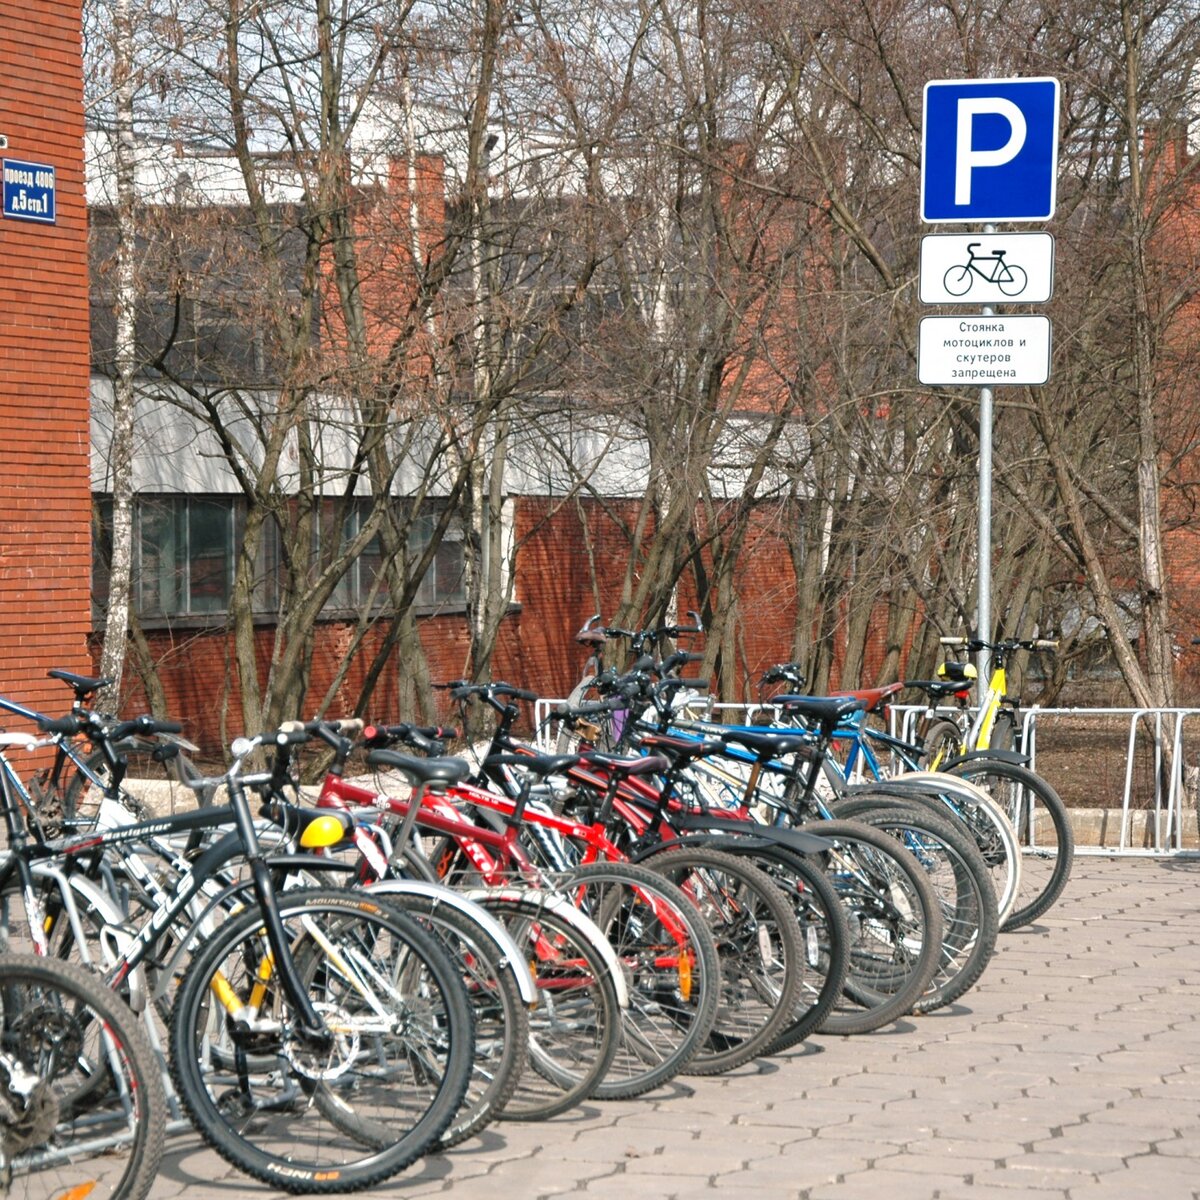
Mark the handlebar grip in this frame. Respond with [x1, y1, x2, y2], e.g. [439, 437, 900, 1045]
[494, 685, 539, 702]
[36, 714, 83, 736]
[939, 636, 968, 647]
[670, 677, 710, 690]
[266, 728, 310, 746]
[107, 715, 182, 740]
[1033, 639, 1058, 650]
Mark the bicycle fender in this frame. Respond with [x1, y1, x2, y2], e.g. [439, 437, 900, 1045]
[28, 863, 149, 1014]
[365, 880, 537, 1005]
[942, 748, 1030, 768]
[658, 813, 832, 856]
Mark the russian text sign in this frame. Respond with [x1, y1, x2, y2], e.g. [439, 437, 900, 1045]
[921, 78, 1059, 223]
[2, 158, 56, 223]
[918, 315, 1051, 385]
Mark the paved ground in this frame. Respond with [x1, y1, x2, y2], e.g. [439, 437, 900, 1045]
[149, 856, 1200, 1199]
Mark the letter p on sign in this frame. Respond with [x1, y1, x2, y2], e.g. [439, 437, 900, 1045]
[922, 77, 1059, 223]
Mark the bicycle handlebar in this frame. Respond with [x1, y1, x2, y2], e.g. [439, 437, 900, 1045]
[939, 636, 1058, 653]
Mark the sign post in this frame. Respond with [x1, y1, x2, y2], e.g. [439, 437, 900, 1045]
[920, 77, 1059, 671]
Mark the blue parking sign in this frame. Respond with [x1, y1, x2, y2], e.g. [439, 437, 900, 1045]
[922, 78, 1059, 223]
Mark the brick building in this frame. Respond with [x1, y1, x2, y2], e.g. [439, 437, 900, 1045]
[0, 2, 92, 718]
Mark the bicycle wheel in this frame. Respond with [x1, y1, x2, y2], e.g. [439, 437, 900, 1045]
[885, 771, 1023, 925]
[557, 861, 721, 1099]
[804, 819, 943, 1035]
[693, 838, 849, 1048]
[554, 680, 624, 755]
[946, 758, 1074, 930]
[472, 891, 622, 1121]
[921, 719, 964, 770]
[0, 952, 166, 1200]
[373, 890, 530, 1147]
[640, 845, 802, 1074]
[943, 264, 973, 296]
[828, 796, 998, 1012]
[997, 264, 1027, 296]
[169, 889, 474, 1194]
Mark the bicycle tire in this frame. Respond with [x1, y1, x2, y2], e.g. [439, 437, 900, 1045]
[471, 891, 622, 1121]
[557, 861, 721, 1099]
[997, 264, 1027, 296]
[943, 264, 973, 296]
[639, 845, 803, 1073]
[169, 889, 474, 1194]
[921, 719, 964, 771]
[945, 758, 1074, 930]
[802, 819, 943, 1035]
[827, 795, 998, 1012]
[374, 891, 530, 1146]
[0, 952, 166, 1200]
[883, 771, 1023, 924]
[554, 679, 624, 755]
[685, 837, 849, 1048]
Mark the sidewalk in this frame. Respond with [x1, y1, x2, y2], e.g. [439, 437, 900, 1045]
[150, 856, 1200, 1199]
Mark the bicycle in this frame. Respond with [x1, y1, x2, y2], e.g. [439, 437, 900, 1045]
[942, 242, 1028, 297]
[0, 952, 166, 1200]
[0, 669, 204, 830]
[0, 721, 476, 1193]
[310, 718, 726, 1098]
[928, 636, 1075, 928]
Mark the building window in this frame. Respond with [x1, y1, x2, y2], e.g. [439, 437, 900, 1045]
[93, 494, 466, 623]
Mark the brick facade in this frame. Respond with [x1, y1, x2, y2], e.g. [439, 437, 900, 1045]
[0, 3, 91, 718]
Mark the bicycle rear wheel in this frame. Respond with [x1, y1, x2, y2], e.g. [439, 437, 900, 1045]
[805, 819, 944, 1035]
[169, 889, 474, 1194]
[472, 891, 622, 1121]
[558, 861, 721, 1098]
[640, 845, 803, 1073]
[828, 796, 998, 1012]
[0, 952, 166, 1200]
[372, 889, 530, 1147]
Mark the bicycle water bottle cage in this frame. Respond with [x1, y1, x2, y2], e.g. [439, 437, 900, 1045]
[937, 660, 977, 683]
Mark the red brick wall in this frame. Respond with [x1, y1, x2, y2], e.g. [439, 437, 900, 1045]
[0, 3, 92, 720]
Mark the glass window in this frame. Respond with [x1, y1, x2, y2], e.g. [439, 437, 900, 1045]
[92, 494, 464, 622]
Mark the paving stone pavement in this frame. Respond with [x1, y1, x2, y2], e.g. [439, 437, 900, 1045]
[147, 855, 1200, 1199]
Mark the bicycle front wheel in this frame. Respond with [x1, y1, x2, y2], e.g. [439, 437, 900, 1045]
[946, 759, 1074, 930]
[943, 264, 973, 296]
[641, 846, 803, 1074]
[0, 952, 166, 1200]
[169, 889, 474, 1194]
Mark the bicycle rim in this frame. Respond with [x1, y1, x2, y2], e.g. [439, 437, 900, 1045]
[169, 890, 473, 1193]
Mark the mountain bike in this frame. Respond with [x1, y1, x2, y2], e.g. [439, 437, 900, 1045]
[0, 721, 475, 1194]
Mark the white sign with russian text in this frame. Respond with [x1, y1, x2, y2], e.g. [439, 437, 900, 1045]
[918, 315, 1051, 386]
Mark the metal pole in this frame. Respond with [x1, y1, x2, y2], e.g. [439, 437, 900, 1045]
[977, 222, 995, 685]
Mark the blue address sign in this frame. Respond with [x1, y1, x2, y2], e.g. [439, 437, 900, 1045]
[3, 158, 56, 224]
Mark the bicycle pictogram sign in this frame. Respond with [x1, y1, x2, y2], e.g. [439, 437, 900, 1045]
[943, 242, 1027, 297]
[918, 232, 1054, 305]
